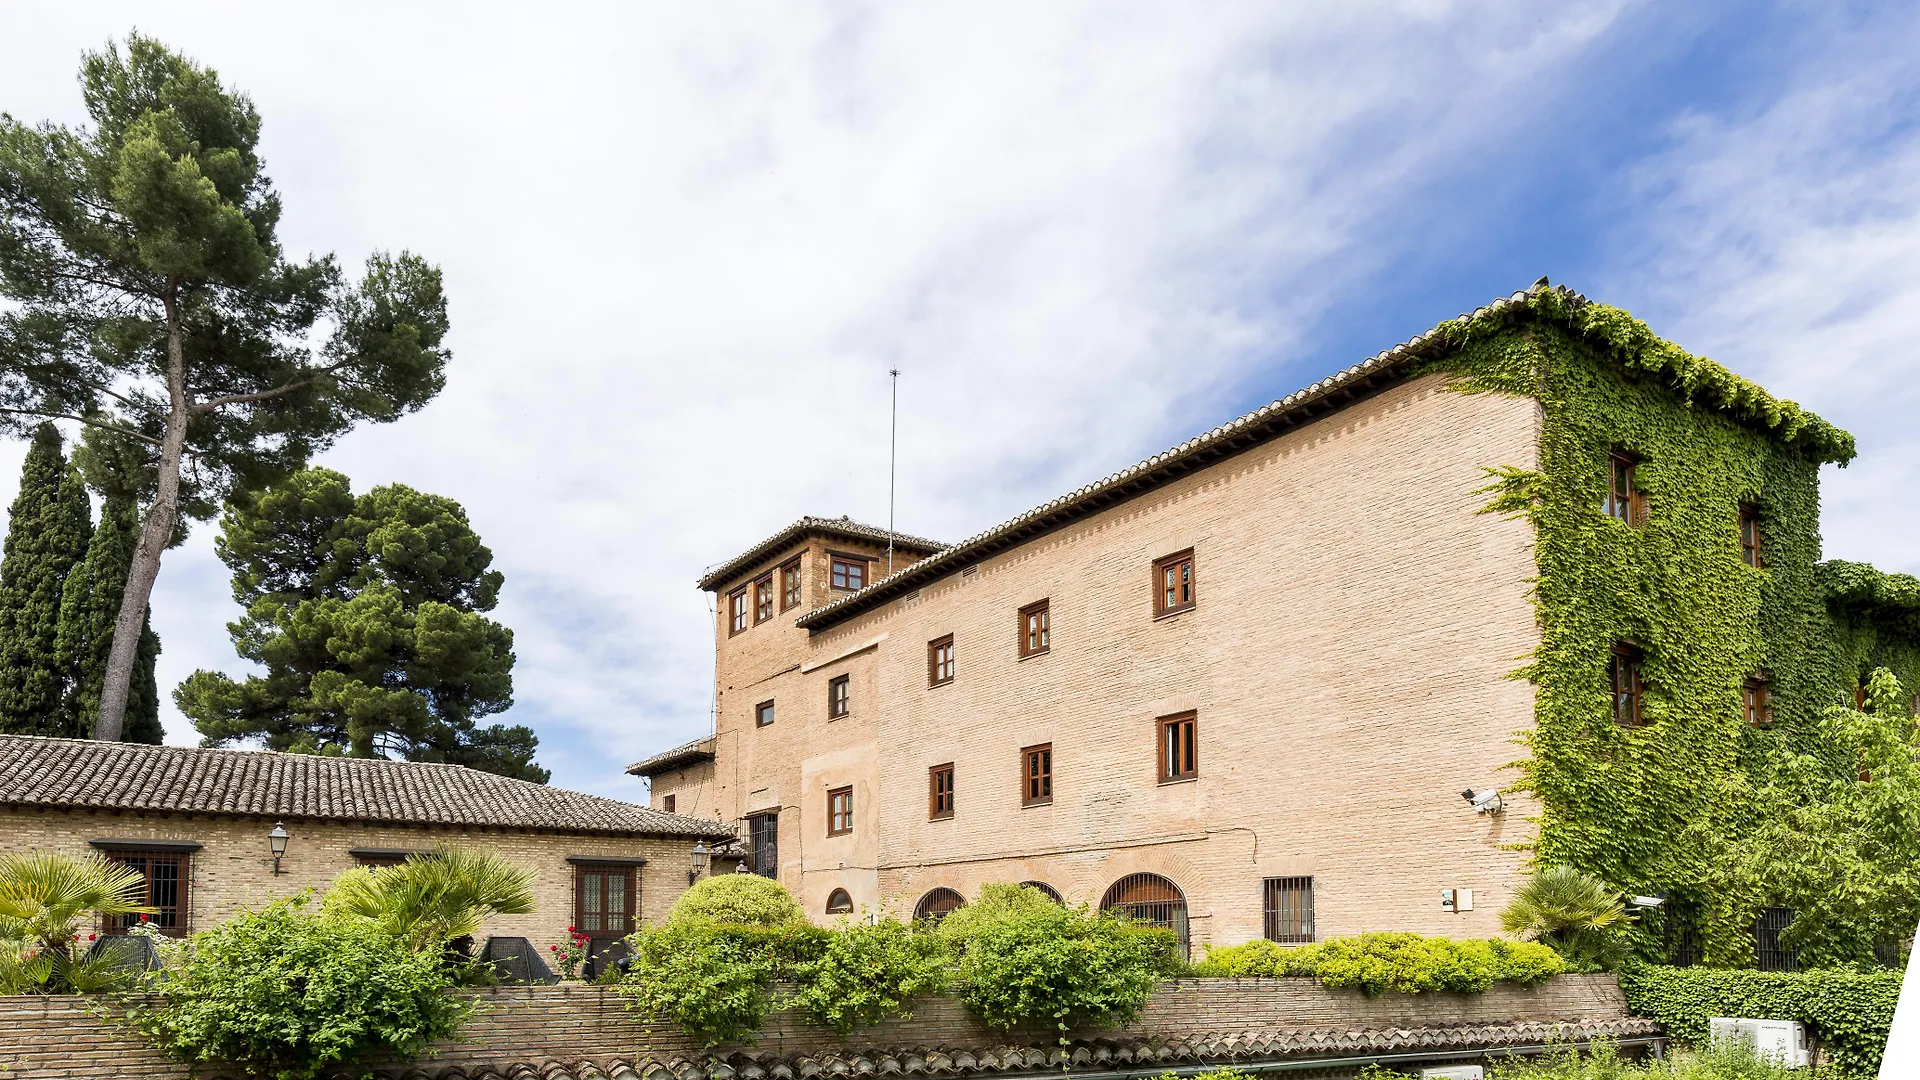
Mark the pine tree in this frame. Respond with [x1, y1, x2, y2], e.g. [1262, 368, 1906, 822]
[56, 495, 162, 742]
[0, 425, 92, 733]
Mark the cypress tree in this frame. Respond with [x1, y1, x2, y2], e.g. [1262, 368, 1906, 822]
[0, 425, 92, 733]
[56, 495, 162, 742]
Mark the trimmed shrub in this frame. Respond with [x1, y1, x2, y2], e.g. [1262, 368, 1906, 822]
[133, 899, 469, 1080]
[1194, 933, 1563, 994]
[786, 918, 948, 1033]
[945, 897, 1177, 1033]
[667, 873, 806, 927]
[1620, 965, 1900, 1078]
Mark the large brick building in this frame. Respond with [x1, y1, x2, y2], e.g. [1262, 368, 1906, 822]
[635, 282, 1917, 959]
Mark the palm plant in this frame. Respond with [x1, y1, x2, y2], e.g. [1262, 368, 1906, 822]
[324, 844, 535, 953]
[0, 850, 154, 993]
[1500, 865, 1630, 971]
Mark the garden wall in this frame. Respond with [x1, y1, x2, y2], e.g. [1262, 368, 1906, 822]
[0, 975, 1638, 1080]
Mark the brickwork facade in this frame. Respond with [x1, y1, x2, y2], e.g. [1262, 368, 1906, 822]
[652, 374, 1544, 947]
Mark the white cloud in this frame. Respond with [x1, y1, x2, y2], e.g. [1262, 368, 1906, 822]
[2, 2, 1642, 796]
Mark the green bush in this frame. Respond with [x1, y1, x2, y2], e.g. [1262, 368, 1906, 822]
[617, 922, 822, 1045]
[786, 918, 948, 1033]
[1490, 1036, 1829, 1080]
[944, 896, 1176, 1033]
[931, 882, 1060, 940]
[1620, 966, 1900, 1078]
[1193, 933, 1563, 994]
[667, 873, 806, 927]
[133, 899, 470, 1080]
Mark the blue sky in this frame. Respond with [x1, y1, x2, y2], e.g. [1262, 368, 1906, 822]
[3, 2, 1916, 800]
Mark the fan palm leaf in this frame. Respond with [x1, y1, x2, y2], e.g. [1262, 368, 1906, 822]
[0, 851, 153, 949]
[1500, 865, 1627, 940]
[322, 844, 535, 950]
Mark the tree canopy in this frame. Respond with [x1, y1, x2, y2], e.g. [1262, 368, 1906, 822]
[177, 467, 542, 781]
[0, 424, 91, 730]
[0, 34, 450, 738]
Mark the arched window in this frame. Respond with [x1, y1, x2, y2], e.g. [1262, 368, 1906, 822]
[913, 887, 966, 926]
[1101, 873, 1189, 955]
[825, 888, 854, 915]
[1019, 881, 1063, 903]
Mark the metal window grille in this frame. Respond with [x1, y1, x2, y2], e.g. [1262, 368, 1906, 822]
[1019, 881, 1063, 902]
[1661, 899, 1700, 967]
[748, 813, 778, 878]
[913, 887, 966, 926]
[1263, 877, 1314, 943]
[1102, 873, 1189, 956]
[1754, 907, 1798, 971]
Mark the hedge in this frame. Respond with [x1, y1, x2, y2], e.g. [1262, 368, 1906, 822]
[1619, 966, 1901, 1077]
[1194, 933, 1563, 994]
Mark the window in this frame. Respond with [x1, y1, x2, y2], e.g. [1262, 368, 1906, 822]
[1263, 876, 1315, 943]
[1020, 881, 1064, 902]
[352, 850, 412, 870]
[102, 850, 188, 935]
[1609, 644, 1645, 727]
[747, 811, 779, 878]
[755, 700, 776, 728]
[1754, 907, 1798, 972]
[780, 559, 802, 611]
[1739, 504, 1763, 567]
[1102, 873, 1189, 956]
[728, 587, 749, 635]
[1018, 599, 1051, 658]
[913, 887, 966, 926]
[827, 786, 854, 835]
[1663, 899, 1702, 967]
[754, 574, 774, 623]
[1158, 712, 1198, 782]
[928, 635, 955, 686]
[1743, 675, 1772, 727]
[574, 865, 636, 936]
[825, 888, 854, 915]
[663, 794, 676, 813]
[830, 555, 867, 591]
[827, 675, 850, 718]
[1021, 743, 1053, 806]
[1154, 549, 1195, 617]
[929, 762, 955, 819]
[1603, 452, 1646, 525]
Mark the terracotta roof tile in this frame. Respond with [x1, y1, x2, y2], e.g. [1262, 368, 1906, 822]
[698, 516, 946, 593]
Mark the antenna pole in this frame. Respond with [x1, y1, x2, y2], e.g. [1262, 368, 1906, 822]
[887, 368, 900, 574]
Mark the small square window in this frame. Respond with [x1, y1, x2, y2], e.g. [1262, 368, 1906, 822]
[1743, 676, 1771, 727]
[1021, 743, 1053, 806]
[828, 675, 850, 719]
[781, 559, 803, 611]
[1263, 876, 1314, 943]
[1603, 452, 1647, 526]
[755, 700, 776, 728]
[831, 555, 867, 591]
[1738, 504, 1763, 568]
[1158, 712, 1198, 782]
[754, 575, 774, 624]
[827, 786, 854, 836]
[928, 635, 955, 686]
[728, 587, 749, 635]
[1154, 550, 1195, 617]
[1019, 599, 1051, 658]
[1610, 644, 1646, 727]
[663, 794, 676, 813]
[929, 762, 954, 819]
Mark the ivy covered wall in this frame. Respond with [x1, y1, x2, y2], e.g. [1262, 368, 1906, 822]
[1413, 287, 1919, 966]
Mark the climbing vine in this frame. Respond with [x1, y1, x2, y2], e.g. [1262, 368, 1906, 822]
[1412, 288, 1920, 966]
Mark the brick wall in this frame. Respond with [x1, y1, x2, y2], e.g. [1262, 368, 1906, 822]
[0, 975, 1630, 1079]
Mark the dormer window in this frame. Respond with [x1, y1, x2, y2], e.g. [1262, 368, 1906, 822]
[830, 555, 867, 591]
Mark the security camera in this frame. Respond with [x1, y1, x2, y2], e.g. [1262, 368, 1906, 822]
[1629, 895, 1665, 909]
[1461, 789, 1504, 814]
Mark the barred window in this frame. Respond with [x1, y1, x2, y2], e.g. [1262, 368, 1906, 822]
[1754, 907, 1798, 972]
[747, 811, 778, 879]
[1263, 876, 1314, 943]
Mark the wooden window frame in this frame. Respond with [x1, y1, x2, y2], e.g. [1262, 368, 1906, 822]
[1610, 643, 1646, 727]
[753, 574, 775, 624]
[755, 699, 775, 728]
[827, 786, 854, 836]
[1743, 675, 1772, 728]
[1157, 711, 1198, 783]
[1738, 504, 1763, 568]
[929, 762, 955, 820]
[1021, 743, 1053, 807]
[928, 634, 955, 686]
[829, 553, 869, 592]
[1018, 599, 1051, 659]
[662, 793, 676, 813]
[780, 559, 803, 611]
[572, 863, 638, 937]
[728, 586, 749, 635]
[827, 674, 850, 719]
[101, 849, 190, 936]
[1153, 549, 1196, 618]
[1263, 876, 1315, 944]
[1604, 452, 1647, 526]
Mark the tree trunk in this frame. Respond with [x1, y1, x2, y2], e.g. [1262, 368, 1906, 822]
[93, 290, 189, 741]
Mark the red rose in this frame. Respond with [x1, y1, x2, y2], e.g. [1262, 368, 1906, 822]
[88, 934, 96, 941]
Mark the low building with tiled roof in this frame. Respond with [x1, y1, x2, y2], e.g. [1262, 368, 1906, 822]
[0, 734, 735, 971]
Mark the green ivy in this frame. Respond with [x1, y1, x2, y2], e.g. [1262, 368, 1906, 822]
[1620, 966, 1900, 1077]
[1419, 288, 1920, 965]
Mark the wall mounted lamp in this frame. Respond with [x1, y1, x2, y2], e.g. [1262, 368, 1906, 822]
[268, 821, 290, 876]
[689, 840, 710, 886]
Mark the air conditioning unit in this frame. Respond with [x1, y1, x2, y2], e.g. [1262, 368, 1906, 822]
[1709, 1017, 1811, 1068]
[1418, 1067, 1484, 1080]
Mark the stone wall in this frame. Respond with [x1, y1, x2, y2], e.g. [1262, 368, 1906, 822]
[0, 975, 1632, 1079]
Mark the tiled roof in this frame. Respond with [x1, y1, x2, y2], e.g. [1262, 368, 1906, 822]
[625, 737, 716, 778]
[698, 516, 946, 592]
[0, 734, 734, 837]
[796, 280, 1848, 633]
[263, 1019, 1665, 1079]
